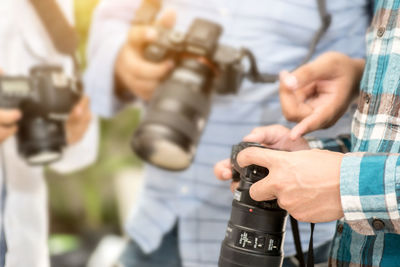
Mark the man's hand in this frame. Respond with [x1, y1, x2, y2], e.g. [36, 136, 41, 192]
[0, 109, 21, 144]
[280, 52, 365, 139]
[65, 96, 92, 145]
[214, 125, 310, 191]
[114, 10, 176, 101]
[237, 148, 344, 223]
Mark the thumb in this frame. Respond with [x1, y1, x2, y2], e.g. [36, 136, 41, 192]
[243, 125, 288, 146]
[237, 147, 284, 169]
[155, 9, 176, 28]
[249, 177, 276, 201]
[127, 25, 158, 47]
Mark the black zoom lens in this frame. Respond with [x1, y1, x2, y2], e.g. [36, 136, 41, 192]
[131, 59, 213, 171]
[219, 142, 288, 267]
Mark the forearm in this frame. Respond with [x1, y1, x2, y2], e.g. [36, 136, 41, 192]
[340, 152, 400, 235]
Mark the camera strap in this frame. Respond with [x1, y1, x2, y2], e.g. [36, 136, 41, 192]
[290, 216, 316, 267]
[245, 0, 331, 83]
[29, 0, 78, 57]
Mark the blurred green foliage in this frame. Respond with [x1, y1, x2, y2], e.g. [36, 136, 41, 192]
[47, 0, 142, 234]
[74, 0, 98, 69]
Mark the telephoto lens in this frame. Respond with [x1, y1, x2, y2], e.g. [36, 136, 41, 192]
[131, 19, 223, 171]
[219, 142, 288, 267]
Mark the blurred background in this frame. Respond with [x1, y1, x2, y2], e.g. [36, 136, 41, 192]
[45, 1, 142, 266]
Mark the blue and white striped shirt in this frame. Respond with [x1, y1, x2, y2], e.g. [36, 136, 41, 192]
[85, 0, 370, 266]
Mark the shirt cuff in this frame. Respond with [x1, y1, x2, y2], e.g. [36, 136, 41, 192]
[340, 153, 400, 235]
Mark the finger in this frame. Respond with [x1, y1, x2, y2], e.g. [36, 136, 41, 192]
[287, 59, 331, 90]
[237, 147, 283, 169]
[230, 181, 239, 193]
[294, 82, 318, 103]
[290, 108, 331, 139]
[0, 125, 17, 141]
[127, 25, 158, 47]
[155, 9, 176, 29]
[131, 56, 174, 80]
[0, 109, 22, 125]
[279, 70, 299, 90]
[279, 74, 313, 122]
[249, 177, 276, 201]
[124, 78, 160, 100]
[71, 96, 90, 118]
[243, 125, 289, 145]
[121, 46, 173, 80]
[214, 159, 232, 180]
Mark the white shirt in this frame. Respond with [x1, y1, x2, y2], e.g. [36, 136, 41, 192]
[0, 0, 99, 266]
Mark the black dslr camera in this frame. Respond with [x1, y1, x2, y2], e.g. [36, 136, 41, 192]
[0, 65, 80, 165]
[219, 142, 288, 267]
[131, 18, 246, 171]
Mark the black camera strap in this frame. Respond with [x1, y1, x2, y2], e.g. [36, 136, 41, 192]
[29, 0, 82, 88]
[290, 216, 316, 267]
[246, 0, 331, 83]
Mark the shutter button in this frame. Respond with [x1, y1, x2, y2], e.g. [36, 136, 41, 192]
[372, 219, 385, 231]
[377, 27, 386, 38]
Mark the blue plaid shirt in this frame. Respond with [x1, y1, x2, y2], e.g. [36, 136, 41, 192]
[310, 1, 400, 266]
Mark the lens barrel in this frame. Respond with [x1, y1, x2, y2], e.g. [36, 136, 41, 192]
[131, 59, 213, 171]
[219, 142, 288, 267]
[18, 117, 66, 165]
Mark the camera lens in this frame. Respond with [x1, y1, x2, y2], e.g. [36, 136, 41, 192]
[219, 142, 288, 267]
[131, 60, 212, 171]
[18, 117, 66, 165]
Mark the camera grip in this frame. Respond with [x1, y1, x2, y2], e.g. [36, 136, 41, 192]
[231, 142, 270, 181]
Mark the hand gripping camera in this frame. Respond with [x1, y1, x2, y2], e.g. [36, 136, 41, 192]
[131, 18, 250, 171]
[219, 142, 288, 267]
[0, 65, 81, 165]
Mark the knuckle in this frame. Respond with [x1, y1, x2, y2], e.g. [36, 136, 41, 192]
[251, 127, 262, 134]
[277, 198, 289, 210]
[283, 110, 300, 122]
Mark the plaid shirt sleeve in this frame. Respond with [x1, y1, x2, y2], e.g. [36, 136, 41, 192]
[306, 134, 351, 153]
[339, 153, 400, 235]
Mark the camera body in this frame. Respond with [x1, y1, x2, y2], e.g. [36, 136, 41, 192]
[219, 142, 288, 267]
[144, 18, 245, 94]
[0, 65, 80, 165]
[131, 19, 246, 171]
